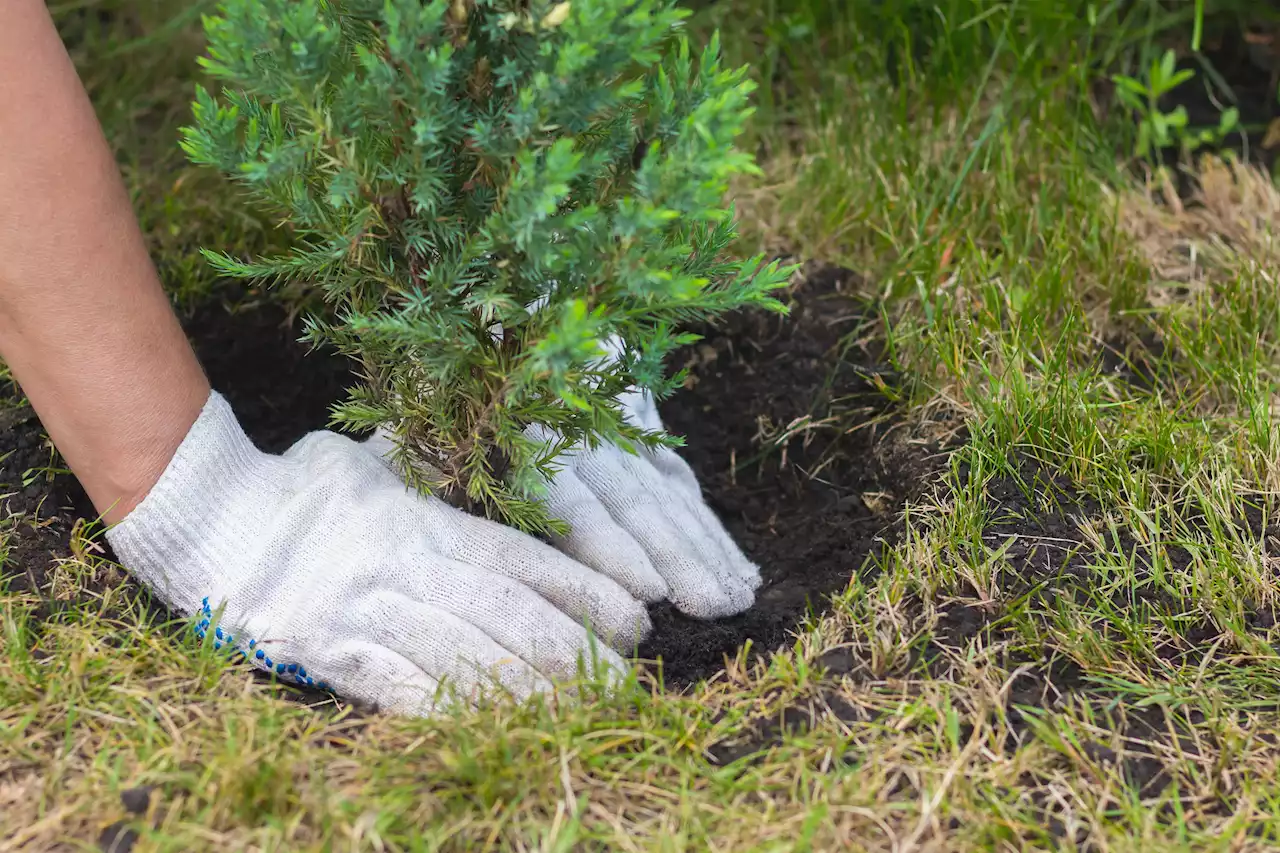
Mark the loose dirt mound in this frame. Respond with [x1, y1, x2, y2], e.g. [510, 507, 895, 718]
[641, 264, 945, 682]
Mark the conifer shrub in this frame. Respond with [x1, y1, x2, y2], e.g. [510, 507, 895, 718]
[181, 0, 789, 533]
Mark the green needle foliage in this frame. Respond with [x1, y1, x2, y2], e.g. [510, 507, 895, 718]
[180, 0, 789, 533]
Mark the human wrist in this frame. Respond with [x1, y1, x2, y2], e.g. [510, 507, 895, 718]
[93, 380, 212, 525]
[105, 390, 281, 614]
[0, 296, 210, 525]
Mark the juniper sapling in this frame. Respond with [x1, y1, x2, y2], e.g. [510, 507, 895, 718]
[180, 0, 790, 534]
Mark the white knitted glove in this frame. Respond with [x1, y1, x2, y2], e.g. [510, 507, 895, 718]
[535, 389, 761, 619]
[367, 391, 761, 620]
[106, 391, 650, 715]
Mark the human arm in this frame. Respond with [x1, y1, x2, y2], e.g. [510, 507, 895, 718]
[0, 0, 648, 712]
[0, 0, 209, 525]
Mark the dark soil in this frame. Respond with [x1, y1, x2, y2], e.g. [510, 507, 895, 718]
[0, 398, 97, 623]
[640, 264, 947, 683]
[184, 298, 356, 454]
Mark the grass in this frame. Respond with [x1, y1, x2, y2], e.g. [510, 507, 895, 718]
[7, 0, 1280, 849]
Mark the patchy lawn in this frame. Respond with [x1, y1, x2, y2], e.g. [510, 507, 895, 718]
[7, 1, 1280, 850]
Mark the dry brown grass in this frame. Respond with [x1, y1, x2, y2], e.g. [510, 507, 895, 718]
[10, 507, 1280, 851]
[1115, 155, 1280, 308]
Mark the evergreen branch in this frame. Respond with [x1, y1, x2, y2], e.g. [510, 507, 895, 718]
[183, 0, 786, 533]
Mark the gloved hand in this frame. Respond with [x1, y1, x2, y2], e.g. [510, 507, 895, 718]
[366, 390, 761, 620]
[106, 391, 650, 715]
[535, 389, 761, 619]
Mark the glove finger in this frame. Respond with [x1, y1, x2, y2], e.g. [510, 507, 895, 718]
[641, 442, 706, 500]
[303, 640, 444, 717]
[541, 466, 670, 603]
[646, 447, 761, 591]
[417, 499, 652, 652]
[619, 391, 756, 588]
[678, 497, 763, 594]
[296, 430, 650, 652]
[619, 391, 702, 495]
[573, 450, 754, 619]
[352, 590, 556, 702]
[618, 389, 664, 432]
[402, 547, 635, 679]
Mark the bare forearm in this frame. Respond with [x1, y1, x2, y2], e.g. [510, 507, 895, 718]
[0, 0, 208, 523]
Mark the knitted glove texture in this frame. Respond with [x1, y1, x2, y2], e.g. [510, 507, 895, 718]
[108, 391, 648, 715]
[366, 389, 760, 620]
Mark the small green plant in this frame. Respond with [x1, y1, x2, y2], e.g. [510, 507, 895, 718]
[1112, 48, 1239, 160]
[180, 0, 789, 533]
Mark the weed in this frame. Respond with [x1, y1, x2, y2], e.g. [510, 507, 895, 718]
[1113, 49, 1240, 160]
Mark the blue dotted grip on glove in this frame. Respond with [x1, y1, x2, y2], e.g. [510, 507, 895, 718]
[195, 597, 330, 691]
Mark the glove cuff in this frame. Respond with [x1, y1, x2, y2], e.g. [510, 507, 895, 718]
[106, 390, 279, 615]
